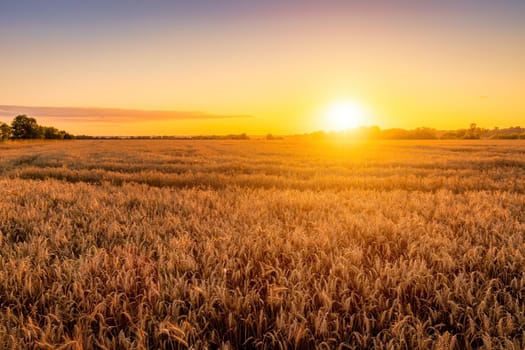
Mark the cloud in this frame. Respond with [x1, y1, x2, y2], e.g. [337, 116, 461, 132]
[0, 105, 253, 123]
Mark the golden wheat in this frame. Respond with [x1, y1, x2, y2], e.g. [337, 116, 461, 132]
[0, 139, 524, 349]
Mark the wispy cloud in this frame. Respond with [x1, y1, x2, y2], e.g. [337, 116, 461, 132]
[0, 105, 253, 123]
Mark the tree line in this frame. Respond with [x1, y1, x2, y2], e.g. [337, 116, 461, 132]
[304, 124, 525, 140]
[0, 115, 74, 141]
[75, 133, 250, 140]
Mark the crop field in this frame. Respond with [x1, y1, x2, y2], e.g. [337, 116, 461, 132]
[0, 139, 524, 349]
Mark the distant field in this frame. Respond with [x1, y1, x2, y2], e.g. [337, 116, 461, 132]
[0, 139, 524, 349]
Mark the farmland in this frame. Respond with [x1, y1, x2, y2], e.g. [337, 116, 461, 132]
[0, 139, 524, 349]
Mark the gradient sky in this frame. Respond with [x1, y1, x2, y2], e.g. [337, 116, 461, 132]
[1, 0, 524, 135]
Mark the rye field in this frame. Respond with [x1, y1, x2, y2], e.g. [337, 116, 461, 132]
[0, 139, 524, 349]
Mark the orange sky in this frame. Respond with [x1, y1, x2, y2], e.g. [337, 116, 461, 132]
[0, 1, 524, 136]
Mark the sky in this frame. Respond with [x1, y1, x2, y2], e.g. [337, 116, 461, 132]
[0, 0, 524, 135]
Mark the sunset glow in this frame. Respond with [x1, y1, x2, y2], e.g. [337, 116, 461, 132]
[324, 101, 368, 131]
[0, 1, 524, 136]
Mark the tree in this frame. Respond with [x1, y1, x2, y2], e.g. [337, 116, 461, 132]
[410, 127, 437, 139]
[11, 115, 42, 139]
[0, 122, 11, 141]
[464, 122, 480, 139]
[43, 126, 62, 139]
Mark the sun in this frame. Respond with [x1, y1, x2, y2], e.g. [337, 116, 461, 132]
[324, 101, 368, 131]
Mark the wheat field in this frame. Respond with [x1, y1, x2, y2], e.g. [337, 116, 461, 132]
[0, 139, 524, 349]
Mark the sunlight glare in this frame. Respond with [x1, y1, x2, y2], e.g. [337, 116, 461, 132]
[324, 101, 368, 131]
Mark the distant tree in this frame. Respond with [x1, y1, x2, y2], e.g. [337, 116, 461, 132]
[265, 133, 283, 140]
[265, 133, 284, 140]
[11, 115, 41, 139]
[355, 126, 380, 139]
[410, 127, 437, 139]
[228, 133, 249, 140]
[8, 115, 74, 140]
[309, 131, 327, 139]
[62, 131, 75, 139]
[380, 128, 410, 139]
[43, 126, 62, 139]
[464, 123, 480, 139]
[440, 131, 460, 139]
[0, 122, 11, 141]
[75, 134, 95, 140]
